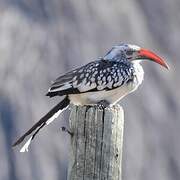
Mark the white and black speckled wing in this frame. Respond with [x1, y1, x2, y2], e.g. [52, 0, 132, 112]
[46, 59, 135, 97]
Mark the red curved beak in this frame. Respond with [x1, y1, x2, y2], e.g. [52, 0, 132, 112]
[138, 48, 169, 69]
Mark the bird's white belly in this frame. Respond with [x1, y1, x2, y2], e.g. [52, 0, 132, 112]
[69, 80, 139, 106]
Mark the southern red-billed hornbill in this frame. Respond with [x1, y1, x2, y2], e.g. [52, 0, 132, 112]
[13, 43, 169, 152]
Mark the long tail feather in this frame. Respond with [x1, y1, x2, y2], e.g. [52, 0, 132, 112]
[12, 96, 70, 152]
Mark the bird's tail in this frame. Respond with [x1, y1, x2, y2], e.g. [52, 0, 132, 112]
[12, 96, 70, 152]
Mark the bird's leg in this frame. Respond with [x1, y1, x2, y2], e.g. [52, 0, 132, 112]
[61, 126, 73, 136]
[97, 100, 110, 109]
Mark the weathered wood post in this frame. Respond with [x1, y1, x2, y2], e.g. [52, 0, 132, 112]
[68, 105, 124, 180]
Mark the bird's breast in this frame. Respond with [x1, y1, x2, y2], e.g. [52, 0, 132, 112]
[132, 61, 144, 86]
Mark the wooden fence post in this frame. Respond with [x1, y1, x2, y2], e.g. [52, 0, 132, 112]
[67, 105, 124, 180]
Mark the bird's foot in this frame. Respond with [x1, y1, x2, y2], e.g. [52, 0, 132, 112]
[97, 100, 110, 109]
[61, 126, 73, 136]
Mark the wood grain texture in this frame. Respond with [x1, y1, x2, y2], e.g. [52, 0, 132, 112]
[68, 105, 124, 180]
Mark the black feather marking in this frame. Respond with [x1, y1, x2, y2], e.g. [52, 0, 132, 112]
[46, 59, 135, 97]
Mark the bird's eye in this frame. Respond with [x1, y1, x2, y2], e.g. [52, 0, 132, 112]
[126, 50, 134, 56]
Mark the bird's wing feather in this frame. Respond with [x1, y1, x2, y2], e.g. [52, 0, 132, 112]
[47, 59, 134, 96]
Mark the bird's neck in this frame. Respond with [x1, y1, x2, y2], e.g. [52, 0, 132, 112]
[132, 60, 144, 85]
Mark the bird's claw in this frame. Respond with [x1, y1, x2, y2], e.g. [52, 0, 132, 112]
[97, 100, 110, 109]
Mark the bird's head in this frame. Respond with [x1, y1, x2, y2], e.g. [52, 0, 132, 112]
[104, 43, 169, 69]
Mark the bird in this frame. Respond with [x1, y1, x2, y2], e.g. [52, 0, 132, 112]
[12, 43, 169, 152]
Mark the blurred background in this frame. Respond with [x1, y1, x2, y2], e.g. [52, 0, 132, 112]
[0, 0, 179, 180]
